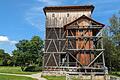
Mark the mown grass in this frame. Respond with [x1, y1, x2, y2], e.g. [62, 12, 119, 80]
[43, 76, 66, 80]
[43, 76, 91, 80]
[0, 74, 37, 80]
[0, 66, 38, 75]
[109, 71, 120, 77]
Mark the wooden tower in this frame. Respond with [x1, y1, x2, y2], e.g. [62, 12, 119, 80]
[43, 5, 107, 75]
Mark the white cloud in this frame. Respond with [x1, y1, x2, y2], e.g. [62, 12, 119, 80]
[10, 41, 18, 44]
[0, 36, 18, 44]
[0, 36, 9, 42]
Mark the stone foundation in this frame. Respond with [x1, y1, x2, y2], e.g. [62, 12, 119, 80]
[66, 74, 110, 80]
[42, 71, 111, 80]
[42, 71, 66, 76]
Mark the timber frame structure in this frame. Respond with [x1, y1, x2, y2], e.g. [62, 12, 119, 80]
[43, 5, 107, 75]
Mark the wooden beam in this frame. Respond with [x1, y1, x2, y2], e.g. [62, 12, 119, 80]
[67, 49, 104, 51]
[52, 53, 58, 66]
[68, 52, 83, 66]
[61, 41, 67, 52]
[87, 51, 103, 67]
[53, 40, 59, 52]
[45, 53, 52, 66]
[46, 40, 52, 52]
[62, 31, 66, 38]
[45, 39, 66, 40]
[44, 52, 66, 54]
[53, 28, 59, 39]
[46, 28, 52, 39]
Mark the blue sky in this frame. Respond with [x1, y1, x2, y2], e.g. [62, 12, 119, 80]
[0, 0, 120, 53]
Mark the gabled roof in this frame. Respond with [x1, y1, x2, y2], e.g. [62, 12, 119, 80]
[64, 15, 105, 29]
[43, 5, 94, 15]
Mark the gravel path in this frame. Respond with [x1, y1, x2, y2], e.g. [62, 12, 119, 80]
[0, 73, 46, 80]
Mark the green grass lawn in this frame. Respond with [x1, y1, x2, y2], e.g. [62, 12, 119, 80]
[43, 76, 92, 80]
[0, 74, 37, 80]
[43, 76, 66, 80]
[109, 72, 120, 77]
[0, 66, 38, 75]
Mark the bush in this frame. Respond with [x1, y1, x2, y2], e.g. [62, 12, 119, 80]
[21, 66, 25, 71]
[110, 72, 120, 77]
[24, 65, 42, 72]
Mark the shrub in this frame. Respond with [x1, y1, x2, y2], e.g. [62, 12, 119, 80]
[24, 65, 42, 72]
[110, 72, 120, 77]
[21, 66, 25, 71]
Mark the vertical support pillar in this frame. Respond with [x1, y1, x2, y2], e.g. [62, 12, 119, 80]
[66, 30, 69, 49]
[104, 74, 110, 80]
[79, 73, 82, 80]
[101, 29, 106, 68]
[66, 53, 69, 67]
[59, 28, 61, 66]
[59, 53, 61, 66]
[66, 73, 70, 80]
[91, 74, 95, 80]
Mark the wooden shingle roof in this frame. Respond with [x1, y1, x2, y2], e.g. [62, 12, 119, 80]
[43, 5, 94, 14]
[64, 15, 105, 30]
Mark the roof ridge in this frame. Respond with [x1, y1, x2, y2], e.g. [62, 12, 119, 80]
[64, 15, 105, 30]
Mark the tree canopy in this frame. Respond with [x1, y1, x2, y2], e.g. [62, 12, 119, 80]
[0, 49, 12, 66]
[12, 36, 44, 67]
[104, 12, 120, 71]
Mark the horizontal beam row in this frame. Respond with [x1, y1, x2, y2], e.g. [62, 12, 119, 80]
[46, 27, 102, 30]
[45, 39, 66, 40]
[66, 36, 102, 38]
[67, 49, 104, 51]
[66, 72, 105, 75]
[46, 25, 103, 28]
[44, 52, 66, 54]
[44, 66, 105, 70]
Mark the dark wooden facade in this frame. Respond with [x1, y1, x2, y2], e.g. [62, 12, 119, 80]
[43, 5, 107, 74]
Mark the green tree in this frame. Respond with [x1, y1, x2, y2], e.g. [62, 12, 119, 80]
[109, 14, 120, 34]
[104, 12, 120, 71]
[109, 14, 120, 45]
[0, 49, 4, 65]
[109, 13, 120, 67]
[12, 36, 44, 67]
[30, 36, 44, 66]
[0, 49, 12, 66]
